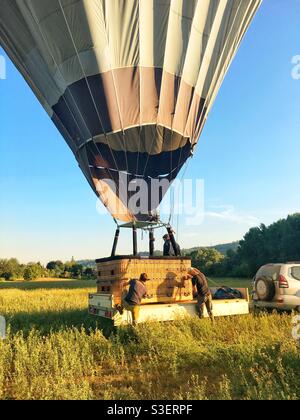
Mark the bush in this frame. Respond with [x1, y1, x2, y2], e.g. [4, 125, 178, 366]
[0, 258, 24, 281]
[186, 248, 225, 275]
[23, 264, 42, 281]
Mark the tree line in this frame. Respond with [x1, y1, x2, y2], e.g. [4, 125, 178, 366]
[185, 213, 300, 278]
[0, 258, 96, 282]
[1, 213, 299, 281]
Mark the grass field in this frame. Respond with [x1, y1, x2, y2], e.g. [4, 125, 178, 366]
[0, 279, 299, 400]
[207, 277, 253, 289]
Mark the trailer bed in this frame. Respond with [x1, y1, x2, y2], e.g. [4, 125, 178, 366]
[89, 288, 249, 326]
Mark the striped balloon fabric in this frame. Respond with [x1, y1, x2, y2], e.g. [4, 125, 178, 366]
[0, 0, 262, 222]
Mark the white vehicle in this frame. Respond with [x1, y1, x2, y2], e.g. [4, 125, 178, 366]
[253, 263, 300, 312]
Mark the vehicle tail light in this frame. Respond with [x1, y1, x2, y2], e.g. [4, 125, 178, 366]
[279, 275, 289, 288]
[276, 298, 284, 303]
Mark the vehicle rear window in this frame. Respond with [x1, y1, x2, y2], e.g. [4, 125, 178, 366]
[291, 267, 300, 281]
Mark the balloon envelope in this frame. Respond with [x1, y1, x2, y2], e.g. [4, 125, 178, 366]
[0, 0, 262, 222]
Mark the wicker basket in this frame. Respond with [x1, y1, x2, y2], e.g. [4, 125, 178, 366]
[96, 256, 193, 305]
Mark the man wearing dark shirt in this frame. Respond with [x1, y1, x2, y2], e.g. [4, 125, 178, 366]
[121, 273, 149, 325]
[186, 268, 214, 322]
[163, 234, 181, 256]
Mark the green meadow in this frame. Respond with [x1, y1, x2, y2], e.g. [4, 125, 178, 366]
[0, 279, 299, 400]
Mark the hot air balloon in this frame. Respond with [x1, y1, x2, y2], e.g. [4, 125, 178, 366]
[0, 0, 262, 253]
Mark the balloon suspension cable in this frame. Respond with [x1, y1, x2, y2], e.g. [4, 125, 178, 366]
[176, 158, 192, 243]
[149, 229, 155, 256]
[132, 224, 138, 256]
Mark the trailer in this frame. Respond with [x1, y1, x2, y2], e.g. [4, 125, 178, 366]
[89, 288, 250, 326]
[88, 255, 250, 326]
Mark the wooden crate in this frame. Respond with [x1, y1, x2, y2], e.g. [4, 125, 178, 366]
[96, 256, 192, 305]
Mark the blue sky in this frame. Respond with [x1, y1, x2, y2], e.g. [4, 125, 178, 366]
[0, 0, 300, 264]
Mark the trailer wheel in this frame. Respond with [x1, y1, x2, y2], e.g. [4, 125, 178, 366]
[255, 277, 276, 302]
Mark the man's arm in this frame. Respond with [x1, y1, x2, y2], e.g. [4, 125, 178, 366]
[123, 279, 132, 287]
[192, 277, 198, 297]
[142, 286, 148, 299]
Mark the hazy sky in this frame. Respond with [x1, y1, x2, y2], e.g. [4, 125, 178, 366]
[1, 0, 300, 264]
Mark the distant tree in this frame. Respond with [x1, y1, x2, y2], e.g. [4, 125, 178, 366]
[236, 213, 300, 277]
[238, 224, 269, 276]
[61, 270, 72, 279]
[70, 264, 84, 279]
[46, 260, 64, 271]
[279, 214, 300, 262]
[0, 258, 23, 281]
[23, 263, 43, 281]
[46, 261, 64, 278]
[84, 267, 96, 279]
[187, 248, 224, 275]
[76, 260, 97, 269]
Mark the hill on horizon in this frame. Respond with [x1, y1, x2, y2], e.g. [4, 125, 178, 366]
[77, 241, 239, 267]
[183, 241, 240, 256]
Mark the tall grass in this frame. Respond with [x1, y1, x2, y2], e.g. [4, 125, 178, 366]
[0, 282, 299, 400]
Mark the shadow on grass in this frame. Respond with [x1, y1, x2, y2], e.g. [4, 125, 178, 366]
[5, 308, 114, 337]
[0, 280, 97, 291]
